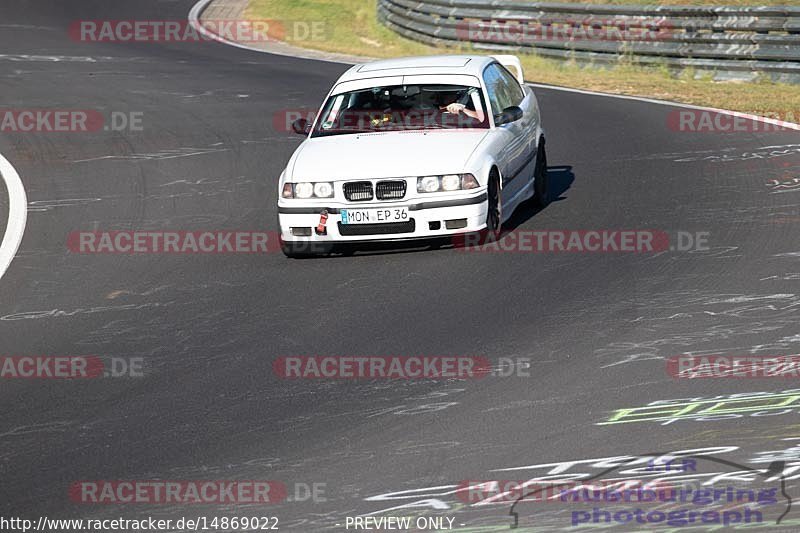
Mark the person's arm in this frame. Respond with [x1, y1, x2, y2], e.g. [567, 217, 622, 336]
[442, 103, 479, 120]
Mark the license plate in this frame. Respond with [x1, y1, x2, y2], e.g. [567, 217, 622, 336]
[340, 207, 409, 225]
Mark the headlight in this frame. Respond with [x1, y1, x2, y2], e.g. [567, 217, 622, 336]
[313, 182, 334, 198]
[441, 174, 461, 191]
[284, 182, 334, 199]
[294, 182, 314, 199]
[418, 176, 440, 193]
[417, 174, 479, 193]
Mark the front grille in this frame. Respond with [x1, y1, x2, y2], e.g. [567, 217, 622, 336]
[343, 181, 373, 202]
[338, 219, 416, 236]
[376, 180, 407, 200]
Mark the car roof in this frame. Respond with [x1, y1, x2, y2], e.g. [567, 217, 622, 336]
[337, 55, 495, 83]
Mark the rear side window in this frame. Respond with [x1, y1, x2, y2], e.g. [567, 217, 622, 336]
[483, 63, 524, 116]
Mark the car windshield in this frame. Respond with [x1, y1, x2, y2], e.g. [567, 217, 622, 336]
[311, 83, 489, 137]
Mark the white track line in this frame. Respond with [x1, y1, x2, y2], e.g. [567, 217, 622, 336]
[526, 83, 800, 131]
[188, 0, 800, 131]
[187, 0, 371, 63]
[188, 0, 269, 54]
[0, 152, 27, 282]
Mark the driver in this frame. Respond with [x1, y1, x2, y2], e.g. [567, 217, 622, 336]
[441, 102, 480, 119]
[440, 88, 481, 120]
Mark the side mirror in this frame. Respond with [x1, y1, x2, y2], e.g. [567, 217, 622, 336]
[291, 118, 310, 135]
[495, 106, 523, 126]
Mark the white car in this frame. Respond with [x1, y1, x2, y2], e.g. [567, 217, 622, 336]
[277, 54, 549, 256]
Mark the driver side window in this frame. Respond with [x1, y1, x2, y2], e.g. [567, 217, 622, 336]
[483, 64, 523, 116]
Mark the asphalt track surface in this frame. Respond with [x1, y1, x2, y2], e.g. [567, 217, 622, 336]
[2, 1, 800, 531]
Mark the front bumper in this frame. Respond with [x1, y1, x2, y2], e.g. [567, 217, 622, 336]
[278, 191, 487, 243]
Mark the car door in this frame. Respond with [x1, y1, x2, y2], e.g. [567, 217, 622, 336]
[483, 63, 531, 211]
[500, 68, 539, 168]
[497, 66, 540, 200]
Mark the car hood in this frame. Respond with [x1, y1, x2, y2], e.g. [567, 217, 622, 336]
[289, 129, 489, 181]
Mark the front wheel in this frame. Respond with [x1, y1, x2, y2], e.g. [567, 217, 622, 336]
[484, 170, 502, 242]
[533, 140, 550, 208]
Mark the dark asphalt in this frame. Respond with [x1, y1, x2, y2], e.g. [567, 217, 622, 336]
[1, 1, 800, 531]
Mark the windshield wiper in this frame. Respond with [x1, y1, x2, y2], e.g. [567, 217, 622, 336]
[314, 128, 375, 137]
[398, 123, 448, 130]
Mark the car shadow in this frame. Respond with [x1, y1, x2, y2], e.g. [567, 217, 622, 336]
[502, 164, 574, 233]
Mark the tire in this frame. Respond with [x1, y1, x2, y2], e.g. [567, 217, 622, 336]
[485, 170, 502, 242]
[533, 139, 550, 208]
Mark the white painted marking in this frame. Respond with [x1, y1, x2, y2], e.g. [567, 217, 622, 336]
[188, 0, 369, 62]
[0, 24, 56, 31]
[189, 0, 800, 132]
[0, 152, 28, 282]
[188, 0, 268, 53]
[28, 197, 102, 212]
[526, 83, 800, 131]
[72, 146, 228, 163]
[0, 54, 97, 62]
